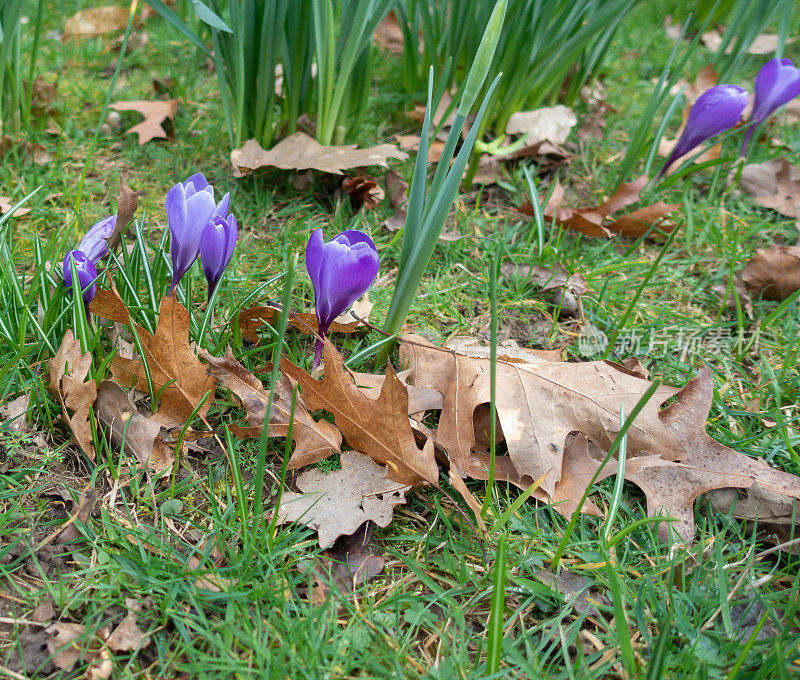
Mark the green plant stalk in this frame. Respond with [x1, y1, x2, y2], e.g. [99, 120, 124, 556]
[601, 225, 680, 360]
[252, 253, 296, 542]
[481, 242, 500, 519]
[267, 383, 298, 548]
[604, 552, 637, 677]
[485, 533, 507, 674]
[602, 404, 627, 547]
[552, 379, 662, 570]
[379, 75, 501, 365]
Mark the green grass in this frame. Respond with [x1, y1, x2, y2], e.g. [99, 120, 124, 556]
[2, 1, 800, 678]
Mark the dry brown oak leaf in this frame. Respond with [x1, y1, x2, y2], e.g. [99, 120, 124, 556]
[109, 100, 178, 145]
[94, 380, 174, 473]
[106, 292, 217, 429]
[200, 348, 342, 469]
[281, 339, 438, 486]
[49, 330, 97, 461]
[742, 245, 800, 301]
[230, 132, 408, 177]
[549, 371, 800, 541]
[276, 450, 410, 548]
[400, 335, 792, 503]
[519, 176, 681, 238]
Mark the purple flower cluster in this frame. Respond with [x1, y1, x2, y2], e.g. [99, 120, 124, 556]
[63, 171, 239, 307]
[166, 172, 237, 298]
[658, 57, 800, 176]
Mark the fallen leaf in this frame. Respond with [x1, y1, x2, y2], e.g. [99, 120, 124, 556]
[281, 340, 438, 486]
[663, 16, 683, 41]
[200, 349, 342, 469]
[535, 569, 610, 618]
[396, 134, 445, 163]
[95, 380, 174, 473]
[0, 196, 32, 217]
[106, 610, 148, 652]
[702, 30, 796, 55]
[705, 484, 797, 526]
[32, 599, 56, 623]
[63, 6, 129, 37]
[231, 132, 408, 177]
[110, 293, 217, 428]
[237, 296, 371, 342]
[399, 334, 800, 532]
[0, 394, 29, 434]
[318, 520, 386, 594]
[49, 330, 97, 461]
[341, 175, 384, 212]
[373, 11, 404, 53]
[443, 336, 558, 364]
[350, 368, 444, 416]
[520, 176, 680, 238]
[502, 262, 588, 318]
[1, 134, 52, 165]
[712, 273, 753, 317]
[506, 106, 577, 146]
[109, 100, 177, 145]
[741, 245, 800, 301]
[741, 159, 800, 220]
[550, 372, 800, 540]
[46, 622, 87, 670]
[405, 91, 455, 129]
[277, 450, 410, 548]
[106, 176, 142, 253]
[384, 169, 408, 231]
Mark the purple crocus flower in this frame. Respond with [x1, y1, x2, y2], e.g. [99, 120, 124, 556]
[63, 249, 97, 305]
[166, 172, 229, 293]
[200, 212, 237, 300]
[305, 228, 379, 368]
[78, 215, 116, 264]
[742, 58, 800, 154]
[658, 84, 749, 177]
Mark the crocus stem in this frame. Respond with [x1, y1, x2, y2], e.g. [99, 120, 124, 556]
[313, 337, 324, 370]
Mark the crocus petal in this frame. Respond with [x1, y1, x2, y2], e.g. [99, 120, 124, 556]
[166, 177, 218, 291]
[183, 172, 210, 197]
[305, 229, 379, 334]
[63, 249, 97, 305]
[659, 84, 748, 176]
[78, 215, 116, 264]
[200, 213, 238, 297]
[305, 228, 326, 299]
[214, 192, 231, 220]
[744, 58, 800, 154]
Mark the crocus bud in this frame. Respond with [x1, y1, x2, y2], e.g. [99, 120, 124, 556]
[458, 0, 507, 117]
[78, 215, 116, 264]
[63, 249, 97, 305]
[165, 172, 222, 292]
[200, 212, 237, 300]
[305, 228, 379, 368]
[742, 58, 800, 154]
[658, 84, 748, 177]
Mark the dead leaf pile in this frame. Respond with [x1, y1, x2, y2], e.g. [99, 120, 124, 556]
[519, 176, 681, 238]
[230, 132, 408, 177]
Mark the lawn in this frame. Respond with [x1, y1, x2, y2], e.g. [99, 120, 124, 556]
[1, 1, 800, 678]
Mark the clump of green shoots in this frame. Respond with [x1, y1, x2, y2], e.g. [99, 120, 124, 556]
[379, 0, 507, 362]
